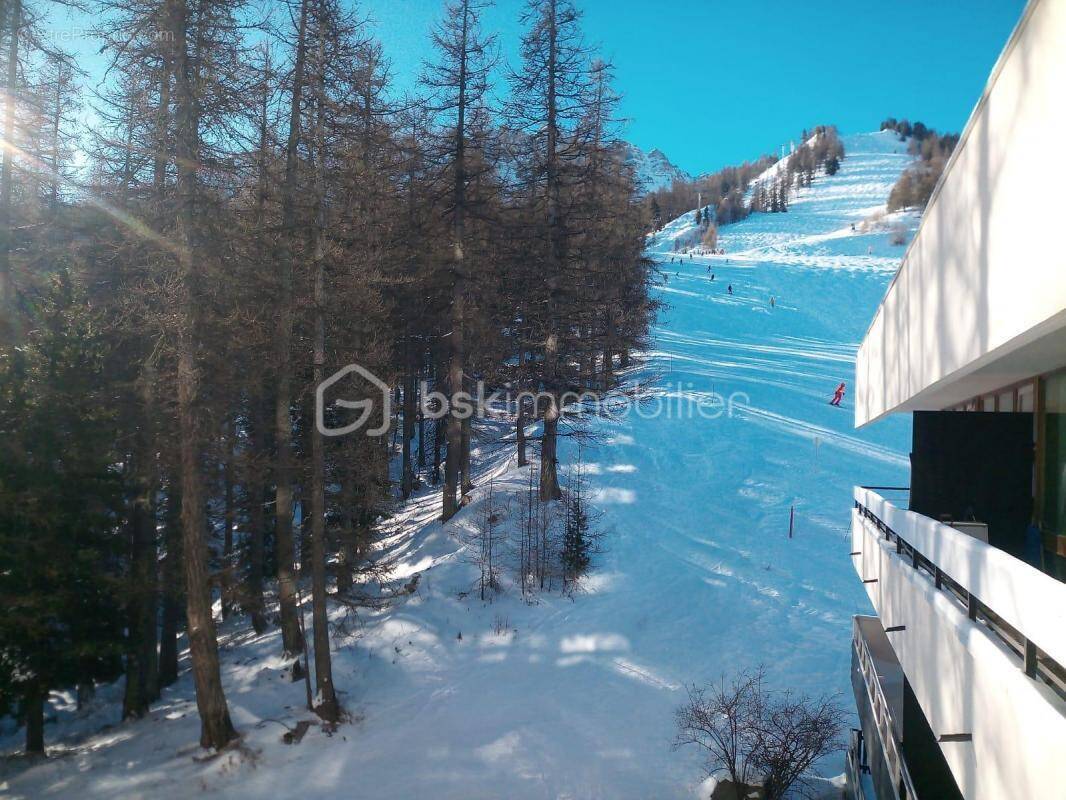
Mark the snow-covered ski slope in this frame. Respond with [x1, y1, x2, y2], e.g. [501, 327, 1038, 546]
[0, 131, 917, 799]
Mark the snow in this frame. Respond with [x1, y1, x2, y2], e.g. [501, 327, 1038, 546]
[742, 130, 827, 197]
[622, 142, 691, 194]
[1, 130, 917, 799]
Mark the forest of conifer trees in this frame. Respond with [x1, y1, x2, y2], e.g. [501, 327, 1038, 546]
[0, 0, 656, 753]
[645, 125, 846, 235]
[881, 117, 959, 212]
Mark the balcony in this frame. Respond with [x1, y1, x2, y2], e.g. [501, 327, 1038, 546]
[850, 616, 916, 800]
[851, 487, 1066, 799]
[845, 729, 866, 800]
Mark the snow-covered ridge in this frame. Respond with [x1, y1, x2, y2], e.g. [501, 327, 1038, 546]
[620, 142, 691, 194]
[742, 129, 839, 211]
[745, 134, 810, 190]
[649, 130, 919, 272]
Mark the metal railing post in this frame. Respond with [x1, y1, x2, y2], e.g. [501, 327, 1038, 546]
[1024, 639, 1038, 678]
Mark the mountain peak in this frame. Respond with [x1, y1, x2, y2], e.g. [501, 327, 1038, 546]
[620, 143, 691, 194]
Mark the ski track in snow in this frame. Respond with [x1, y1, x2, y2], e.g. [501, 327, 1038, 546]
[0, 131, 916, 800]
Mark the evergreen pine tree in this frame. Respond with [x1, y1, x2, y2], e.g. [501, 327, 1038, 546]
[0, 272, 125, 753]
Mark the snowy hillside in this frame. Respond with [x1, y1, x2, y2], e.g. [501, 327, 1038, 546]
[621, 142, 691, 194]
[1, 131, 919, 799]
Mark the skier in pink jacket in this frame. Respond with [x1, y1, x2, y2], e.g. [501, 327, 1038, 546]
[830, 382, 846, 406]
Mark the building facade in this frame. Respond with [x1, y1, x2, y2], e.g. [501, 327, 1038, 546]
[848, 1, 1066, 797]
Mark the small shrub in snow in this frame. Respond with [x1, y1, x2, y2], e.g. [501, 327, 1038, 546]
[460, 480, 508, 601]
[510, 455, 605, 599]
[514, 466, 562, 598]
[561, 458, 604, 592]
[701, 222, 719, 251]
[857, 209, 885, 233]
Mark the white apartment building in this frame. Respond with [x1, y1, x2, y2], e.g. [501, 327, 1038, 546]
[847, 1, 1066, 798]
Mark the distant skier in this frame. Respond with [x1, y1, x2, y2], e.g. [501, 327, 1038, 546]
[830, 382, 846, 406]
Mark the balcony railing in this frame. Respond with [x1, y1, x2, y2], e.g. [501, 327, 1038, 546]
[854, 487, 1066, 701]
[853, 618, 918, 800]
[845, 729, 868, 800]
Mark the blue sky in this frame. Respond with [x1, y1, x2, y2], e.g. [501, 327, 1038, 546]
[51, 0, 1026, 176]
[363, 0, 1025, 175]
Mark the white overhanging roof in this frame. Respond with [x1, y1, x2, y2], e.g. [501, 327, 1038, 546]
[855, 0, 1066, 427]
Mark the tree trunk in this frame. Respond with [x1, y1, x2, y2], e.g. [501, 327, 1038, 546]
[273, 0, 311, 657]
[245, 391, 268, 634]
[241, 54, 271, 637]
[602, 309, 614, 389]
[540, 396, 562, 501]
[460, 411, 473, 496]
[417, 383, 426, 472]
[442, 0, 472, 519]
[48, 70, 61, 215]
[159, 475, 182, 687]
[401, 348, 417, 499]
[146, 65, 170, 708]
[153, 48, 170, 204]
[539, 328, 563, 501]
[309, 258, 339, 721]
[443, 297, 463, 520]
[432, 410, 443, 485]
[0, 0, 22, 341]
[123, 400, 159, 717]
[309, 314, 339, 719]
[76, 682, 94, 710]
[401, 366, 416, 500]
[140, 370, 159, 703]
[516, 346, 528, 466]
[336, 468, 356, 594]
[391, 384, 401, 450]
[308, 14, 339, 721]
[24, 682, 44, 755]
[172, 0, 238, 750]
[516, 399, 528, 466]
[297, 395, 313, 577]
[540, 2, 563, 502]
[221, 418, 236, 620]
